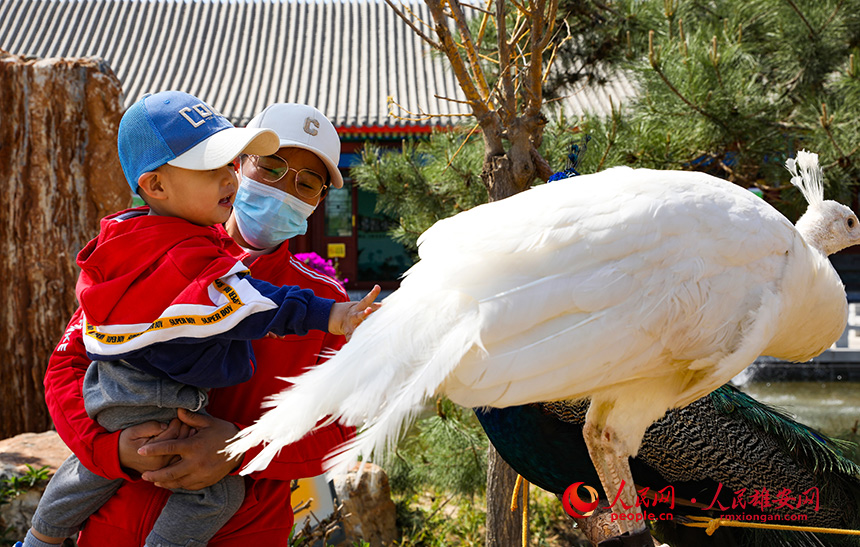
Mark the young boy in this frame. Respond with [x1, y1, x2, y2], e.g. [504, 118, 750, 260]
[21, 91, 379, 547]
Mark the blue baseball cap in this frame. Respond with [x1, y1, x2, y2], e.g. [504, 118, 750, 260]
[118, 90, 279, 192]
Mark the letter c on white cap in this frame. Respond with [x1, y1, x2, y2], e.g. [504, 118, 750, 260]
[303, 117, 320, 136]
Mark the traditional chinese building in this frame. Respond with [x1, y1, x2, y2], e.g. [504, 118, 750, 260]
[0, 0, 633, 289]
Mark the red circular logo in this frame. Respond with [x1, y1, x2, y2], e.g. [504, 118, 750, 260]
[562, 482, 600, 518]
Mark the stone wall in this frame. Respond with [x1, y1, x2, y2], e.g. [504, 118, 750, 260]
[0, 50, 129, 438]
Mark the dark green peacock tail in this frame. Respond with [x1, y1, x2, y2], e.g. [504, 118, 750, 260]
[476, 384, 860, 546]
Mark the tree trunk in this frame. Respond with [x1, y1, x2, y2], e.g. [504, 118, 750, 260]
[481, 137, 532, 544]
[481, 123, 551, 203]
[485, 443, 524, 547]
[0, 50, 128, 438]
[483, 154, 522, 202]
[481, 125, 549, 546]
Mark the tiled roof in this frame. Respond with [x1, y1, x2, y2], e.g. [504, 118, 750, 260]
[0, 0, 634, 131]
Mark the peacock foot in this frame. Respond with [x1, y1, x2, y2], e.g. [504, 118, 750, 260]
[595, 528, 660, 547]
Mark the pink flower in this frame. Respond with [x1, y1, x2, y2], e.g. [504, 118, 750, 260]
[295, 252, 348, 288]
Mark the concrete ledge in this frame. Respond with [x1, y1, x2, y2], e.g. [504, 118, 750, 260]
[743, 355, 860, 382]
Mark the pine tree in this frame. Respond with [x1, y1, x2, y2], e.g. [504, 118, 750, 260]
[579, 0, 860, 216]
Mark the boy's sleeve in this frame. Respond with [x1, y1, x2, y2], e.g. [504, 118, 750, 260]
[232, 276, 335, 337]
[44, 309, 135, 481]
[87, 275, 336, 389]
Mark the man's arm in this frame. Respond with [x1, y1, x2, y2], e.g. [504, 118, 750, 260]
[45, 309, 129, 480]
[45, 308, 183, 478]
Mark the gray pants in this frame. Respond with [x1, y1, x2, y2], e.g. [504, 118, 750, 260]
[33, 361, 245, 547]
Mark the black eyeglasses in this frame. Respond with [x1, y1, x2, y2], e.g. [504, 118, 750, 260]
[244, 154, 329, 200]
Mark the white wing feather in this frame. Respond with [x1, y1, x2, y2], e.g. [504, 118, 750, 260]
[226, 166, 815, 474]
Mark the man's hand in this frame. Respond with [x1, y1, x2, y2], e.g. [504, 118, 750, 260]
[328, 284, 382, 338]
[137, 409, 241, 491]
[118, 420, 192, 474]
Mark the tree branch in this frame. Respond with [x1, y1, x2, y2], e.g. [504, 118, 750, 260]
[524, 0, 543, 117]
[443, 122, 482, 173]
[508, 0, 528, 15]
[460, 0, 495, 16]
[783, 0, 816, 38]
[542, 21, 571, 84]
[507, 12, 529, 49]
[384, 0, 442, 49]
[535, 0, 558, 52]
[648, 30, 729, 131]
[387, 95, 474, 122]
[525, 0, 550, 118]
[454, 41, 500, 64]
[476, 0, 495, 47]
[424, 0, 503, 151]
[822, 0, 846, 31]
[447, 0, 492, 101]
[496, 0, 516, 127]
[597, 96, 619, 171]
[819, 102, 847, 158]
[423, 0, 490, 113]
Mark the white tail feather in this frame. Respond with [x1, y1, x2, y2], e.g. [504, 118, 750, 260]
[223, 386, 331, 468]
[238, 440, 287, 474]
[785, 150, 824, 207]
[321, 304, 482, 474]
[224, 285, 482, 475]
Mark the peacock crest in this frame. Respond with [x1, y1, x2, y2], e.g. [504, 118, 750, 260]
[785, 150, 825, 208]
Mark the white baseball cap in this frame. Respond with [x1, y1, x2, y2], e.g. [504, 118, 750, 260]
[246, 103, 343, 189]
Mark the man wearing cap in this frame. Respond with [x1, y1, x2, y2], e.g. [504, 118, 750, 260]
[25, 94, 379, 547]
[226, 102, 344, 253]
[40, 103, 367, 546]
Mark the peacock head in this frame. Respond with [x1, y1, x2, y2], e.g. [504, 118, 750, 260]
[788, 150, 860, 256]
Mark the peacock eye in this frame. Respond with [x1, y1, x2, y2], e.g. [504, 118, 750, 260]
[849, 218, 856, 229]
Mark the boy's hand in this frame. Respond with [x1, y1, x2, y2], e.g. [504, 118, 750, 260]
[328, 284, 382, 338]
[118, 419, 192, 474]
[138, 409, 240, 490]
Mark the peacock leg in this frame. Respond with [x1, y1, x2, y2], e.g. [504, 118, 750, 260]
[582, 420, 647, 538]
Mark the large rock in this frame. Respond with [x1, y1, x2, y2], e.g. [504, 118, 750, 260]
[0, 431, 72, 540]
[0, 50, 128, 439]
[331, 463, 398, 546]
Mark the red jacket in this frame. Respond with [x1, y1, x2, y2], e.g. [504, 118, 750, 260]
[76, 207, 333, 388]
[45, 224, 353, 545]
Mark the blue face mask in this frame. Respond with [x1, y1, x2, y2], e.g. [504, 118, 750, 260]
[232, 176, 317, 250]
